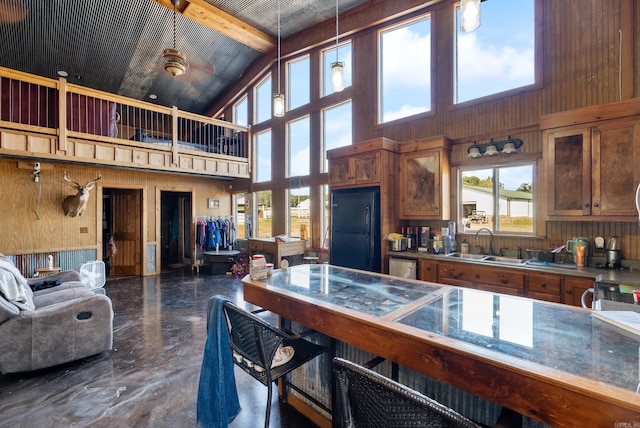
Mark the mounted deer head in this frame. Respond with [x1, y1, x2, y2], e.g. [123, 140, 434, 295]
[62, 171, 102, 217]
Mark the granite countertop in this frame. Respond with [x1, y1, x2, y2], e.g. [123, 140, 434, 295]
[388, 249, 640, 286]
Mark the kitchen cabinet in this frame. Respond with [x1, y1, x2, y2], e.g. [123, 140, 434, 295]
[527, 272, 562, 303]
[563, 276, 594, 307]
[397, 136, 451, 220]
[542, 102, 640, 220]
[327, 138, 397, 189]
[418, 259, 437, 282]
[437, 261, 524, 296]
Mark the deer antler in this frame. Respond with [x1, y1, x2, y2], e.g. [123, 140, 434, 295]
[85, 173, 103, 190]
[63, 170, 80, 188]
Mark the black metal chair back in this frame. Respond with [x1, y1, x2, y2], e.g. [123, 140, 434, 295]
[220, 301, 326, 428]
[332, 357, 483, 428]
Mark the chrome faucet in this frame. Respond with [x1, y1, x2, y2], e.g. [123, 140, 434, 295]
[474, 227, 495, 256]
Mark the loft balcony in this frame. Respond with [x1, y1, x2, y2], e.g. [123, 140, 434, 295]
[0, 67, 250, 178]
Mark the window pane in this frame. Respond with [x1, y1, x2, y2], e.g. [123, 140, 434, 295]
[322, 185, 329, 254]
[255, 131, 272, 183]
[257, 190, 272, 238]
[255, 76, 272, 123]
[288, 56, 310, 110]
[461, 164, 534, 234]
[379, 16, 431, 123]
[322, 43, 352, 96]
[461, 168, 494, 232]
[289, 187, 310, 243]
[496, 165, 533, 233]
[455, 0, 535, 103]
[233, 96, 248, 126]
[234, 193, 246, 239]
[322, 101, 352, 172]
[288, 116, 310, 177]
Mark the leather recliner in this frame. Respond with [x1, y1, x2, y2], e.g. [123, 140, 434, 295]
[0, 256, 113, 374]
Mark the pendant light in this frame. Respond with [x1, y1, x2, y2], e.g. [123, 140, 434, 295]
[460, 0, 481, 33]
[273, 0, 285, 117]
[163, 0, 188, 77]
[331, 0, 344, 92]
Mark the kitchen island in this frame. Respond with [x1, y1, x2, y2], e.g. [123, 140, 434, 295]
[242, 264, 640, 427]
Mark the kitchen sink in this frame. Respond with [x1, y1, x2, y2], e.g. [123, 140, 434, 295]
[482, 256, 527, 265]
[445, 253, 489, 260]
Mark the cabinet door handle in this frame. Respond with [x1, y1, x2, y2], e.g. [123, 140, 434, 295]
[584, 202, 590, 207]
[540, 283, 547, 288]
[474, 273, 480, 279]
[593, 203, 599, 207]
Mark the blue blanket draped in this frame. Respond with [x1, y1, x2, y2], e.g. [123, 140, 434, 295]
[197, 295, 241, 428]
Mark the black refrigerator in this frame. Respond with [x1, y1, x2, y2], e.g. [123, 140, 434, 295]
[330, 186, 381, 272]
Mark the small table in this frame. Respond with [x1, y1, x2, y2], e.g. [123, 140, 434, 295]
[193, 250, 240, 274]
[248, 238, 305, 266]
[34, 267, 61, 277]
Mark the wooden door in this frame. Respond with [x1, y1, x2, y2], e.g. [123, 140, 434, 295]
[545, 127, 592, 216]
[110, 189, 142, 276]
[591, 120, 640, 217]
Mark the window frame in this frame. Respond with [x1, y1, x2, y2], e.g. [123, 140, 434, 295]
[457, 161, 536, 236]
[452, 0, 542, 109]
[377, 13, 433, 125]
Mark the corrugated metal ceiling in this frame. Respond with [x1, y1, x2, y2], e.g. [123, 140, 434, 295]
[0, 0, 368, 116]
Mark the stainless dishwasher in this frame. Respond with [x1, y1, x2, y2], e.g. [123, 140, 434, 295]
[388, 257, 416, 279]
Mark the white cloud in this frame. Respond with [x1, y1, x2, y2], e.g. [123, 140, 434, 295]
[382, 25, 431, 89]
[457, 32, 534, 100]
[383, 104, 429, 123]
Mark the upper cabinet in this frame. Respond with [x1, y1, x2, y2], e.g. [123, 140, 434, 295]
[328, 138, 398, 189]
[397, 136, 451, 220]
[541, 100, 640, 221]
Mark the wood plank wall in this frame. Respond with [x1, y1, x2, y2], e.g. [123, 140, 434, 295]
[0, 158, 232, 264]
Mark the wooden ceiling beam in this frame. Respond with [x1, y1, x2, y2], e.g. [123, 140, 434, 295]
[152, 0, 276, 53]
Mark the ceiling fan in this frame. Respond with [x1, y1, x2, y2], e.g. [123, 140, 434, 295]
[163, 0, 190, 77]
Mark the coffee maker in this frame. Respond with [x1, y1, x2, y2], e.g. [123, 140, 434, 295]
[604, 237, 622, 269]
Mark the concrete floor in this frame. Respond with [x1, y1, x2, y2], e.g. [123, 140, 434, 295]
[0, 268, 320, 428]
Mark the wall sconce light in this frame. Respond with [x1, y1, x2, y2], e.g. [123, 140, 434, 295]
[467, 137, 523, 158]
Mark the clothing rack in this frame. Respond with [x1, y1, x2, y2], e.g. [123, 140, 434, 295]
[192, 215, 237, 272]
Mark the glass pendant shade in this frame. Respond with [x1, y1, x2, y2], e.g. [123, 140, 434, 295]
[273, 93, 285, 117]
[331, 61, 344, 92]
[460, 0, 481, 32]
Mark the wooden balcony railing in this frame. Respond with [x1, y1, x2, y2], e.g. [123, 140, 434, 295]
[0, 66, 250, 178]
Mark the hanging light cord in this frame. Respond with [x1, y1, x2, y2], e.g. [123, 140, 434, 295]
[173, 1, 177, 50]
[335, 0, 339, 62]
[277, 0, 281, 94]
[34, 177, 41, 220]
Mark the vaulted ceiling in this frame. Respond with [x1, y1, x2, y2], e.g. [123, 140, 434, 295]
[0, 0, 369, 116]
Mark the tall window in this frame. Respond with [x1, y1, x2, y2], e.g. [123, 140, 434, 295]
[288, 56, 310, 110]
[288, 187, 310, 242]
[322, 101, 352, 172]
[255, 76, 272, 123]
[233, 95, 248, 126]
[234, 193, 246, 238]
[288, 116, 310, 177]
[379, 15, 431, 123]
[460, 163, 534, 234]
[455, 0, 535, 103]
[256, 190, 272, 238]
[322, 42, 352, 96]
[255, 131, 272, 183]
